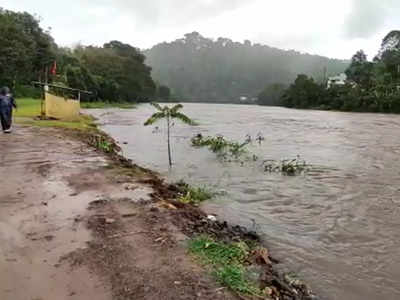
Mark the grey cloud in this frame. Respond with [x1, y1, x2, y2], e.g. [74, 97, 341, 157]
[110, 0, 254, 27]
[344, 0, 399, 39]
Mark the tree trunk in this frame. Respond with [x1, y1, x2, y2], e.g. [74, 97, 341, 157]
[167, 115, 172, 167]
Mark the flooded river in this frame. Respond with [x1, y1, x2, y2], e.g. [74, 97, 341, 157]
[90, 103, 400, 300]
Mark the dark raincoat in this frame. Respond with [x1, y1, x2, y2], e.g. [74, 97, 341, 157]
[0, 89, 17, 131]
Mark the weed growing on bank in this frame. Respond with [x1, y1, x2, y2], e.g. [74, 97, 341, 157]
[176, 181, 214, 205]
[188, 236, 263, 296]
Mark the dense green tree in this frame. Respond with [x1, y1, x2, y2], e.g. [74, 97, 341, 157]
[0, 8, 56, 90]
[281, 75, 325, 108]
[380, 50, 400, 82]
[73, 42, 156, 102]
[376, 30, 400, 59]
[345, 50, 374, 87]
[257, 83, 286, 106]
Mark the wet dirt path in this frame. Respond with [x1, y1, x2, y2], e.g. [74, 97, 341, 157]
[0, 126, 236, 300]
[0, 126, 111, 300]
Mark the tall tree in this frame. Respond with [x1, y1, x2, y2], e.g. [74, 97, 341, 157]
[0, 8, 56, 88]
[345, 50, 374, 87]
[74, 41, 156, 102]
[281, 74, 325, 108]
[144, 103, 195, 167]
[376, 30, 400, 59]
[257, 83, 286, 106]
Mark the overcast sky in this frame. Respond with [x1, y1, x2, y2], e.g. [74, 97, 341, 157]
[2, 0, 400, 59]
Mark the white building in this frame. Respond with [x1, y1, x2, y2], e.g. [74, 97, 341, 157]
[327, 73, 347, 88]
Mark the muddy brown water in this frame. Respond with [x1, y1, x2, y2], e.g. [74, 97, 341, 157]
[89, 104, 400, 300]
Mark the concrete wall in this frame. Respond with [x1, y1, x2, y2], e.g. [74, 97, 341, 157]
[45, 93, 80, 121]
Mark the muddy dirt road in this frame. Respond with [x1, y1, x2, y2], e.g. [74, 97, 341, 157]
[0, 126, 235, 300]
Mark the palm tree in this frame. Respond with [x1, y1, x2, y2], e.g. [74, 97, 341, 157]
[144, 103, 196, 167]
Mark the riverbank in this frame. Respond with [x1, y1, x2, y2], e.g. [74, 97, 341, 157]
[0, 125, 237, 300]
[61, 124, 316, 300]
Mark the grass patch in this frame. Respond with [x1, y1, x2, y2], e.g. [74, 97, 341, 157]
[16, 114, 97, 130]
[14, 98, 42, 118]
[177, 181, 214, 205]
[189, 236, 249, 265]
[80, 101, 136, 109]
[188, 236, 263, 296]
[14, 98, 96, 130]
[14, 98, 133, 130]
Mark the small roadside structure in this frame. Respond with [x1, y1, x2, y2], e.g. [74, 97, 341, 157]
[33, 82, 92, 121]
[327, 73, 347, 88]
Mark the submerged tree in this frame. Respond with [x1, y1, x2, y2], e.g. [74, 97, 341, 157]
[144, 103, 195, 167]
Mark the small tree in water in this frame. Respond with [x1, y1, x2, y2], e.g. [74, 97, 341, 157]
[144, 103, 196, 167]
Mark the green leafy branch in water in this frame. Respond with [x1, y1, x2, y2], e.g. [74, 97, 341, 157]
[176, 181, 214, 205]
[191, 134, 250, 159]
[263, 156, 309, 176]
[191, 134, 310, 176]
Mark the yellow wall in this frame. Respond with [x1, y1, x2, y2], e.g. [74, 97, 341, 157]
[45, 92, 80, 121]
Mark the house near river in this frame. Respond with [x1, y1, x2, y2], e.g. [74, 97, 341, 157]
[327, 73, 347, 88]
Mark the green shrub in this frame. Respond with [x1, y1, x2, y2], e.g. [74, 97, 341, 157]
[177, 181, 213, 205]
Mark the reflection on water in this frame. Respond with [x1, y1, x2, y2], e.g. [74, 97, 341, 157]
[89, 104, 400, 300]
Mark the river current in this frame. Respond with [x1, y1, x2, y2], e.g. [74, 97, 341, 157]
[89, 104, 400, 300]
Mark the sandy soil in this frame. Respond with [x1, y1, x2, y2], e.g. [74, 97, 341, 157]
[0, 126, 236, 300]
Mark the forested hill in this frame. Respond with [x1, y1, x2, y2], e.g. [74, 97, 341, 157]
[145, 32, 349, 102]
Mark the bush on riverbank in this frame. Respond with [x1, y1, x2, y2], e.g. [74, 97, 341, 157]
[176, 181, 214, 205]
[279, 77, 400, 113]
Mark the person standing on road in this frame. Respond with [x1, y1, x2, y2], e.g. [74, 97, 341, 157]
[0, 87, 17, 133]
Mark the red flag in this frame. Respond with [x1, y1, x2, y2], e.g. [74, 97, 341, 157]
[50, 61, 57, 75]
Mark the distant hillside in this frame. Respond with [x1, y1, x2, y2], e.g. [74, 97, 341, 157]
[144, 32, 349, 102]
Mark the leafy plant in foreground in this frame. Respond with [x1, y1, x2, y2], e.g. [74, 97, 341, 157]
[144, 103, 196, 167]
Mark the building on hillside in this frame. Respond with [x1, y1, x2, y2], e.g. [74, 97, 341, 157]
[327, 73, 347, 88]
